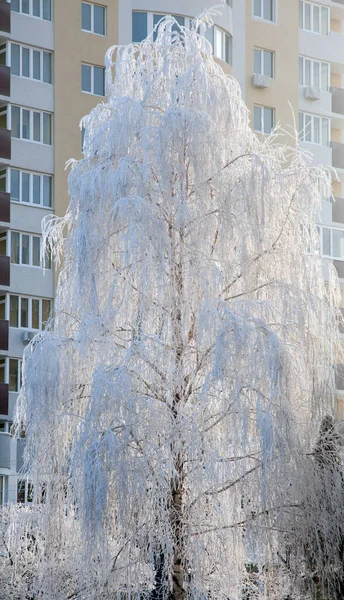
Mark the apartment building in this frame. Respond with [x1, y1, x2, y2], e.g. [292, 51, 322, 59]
[0, 0, 343, 504]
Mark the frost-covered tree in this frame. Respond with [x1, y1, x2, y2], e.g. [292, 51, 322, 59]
[7, 14, 343, 600]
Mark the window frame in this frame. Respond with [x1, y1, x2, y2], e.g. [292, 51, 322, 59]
[299, 1, 329, 36]
[10, 105, 52, 146]
[131, 11, 232, 65]
[81, 63, 105, 97]
[253, 0, 276, 23]
[11, 0, 52, 21]
[254, 47, 274, 78]
[253, 105, 275, 134]
[298, 55, 329, 91]
[7, 168, 53, 208]
[8, 293, 51, 330]
[10, 42, 52, 84]
[0, 356, 22, 392]
[81, 2, 106, 36]
[10, 230, 52, 269]
[320, 226, 344, 260]
[298, 111, 330, 146]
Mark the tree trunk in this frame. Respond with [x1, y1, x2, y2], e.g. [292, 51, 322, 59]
[171, 475, 185, 600]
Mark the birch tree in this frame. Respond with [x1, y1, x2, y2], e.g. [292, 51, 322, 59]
[8, 15, 343, 600]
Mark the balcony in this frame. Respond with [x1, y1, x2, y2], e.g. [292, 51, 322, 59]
[0, 128, 10, 162]
[331, 87, 344, 115]
[333, 197, 344, 223]
[0, 65, 10, 99]
[0, 319, 9, 350]
[16, 438, 25, 472]
[0, 432, 10, 469]
[0, 382, 8, 415]
[0, 255, 10, 286]
[0, 191, 10, 223]
[0, 1, 10, 40]
[331, 141, 344, 170]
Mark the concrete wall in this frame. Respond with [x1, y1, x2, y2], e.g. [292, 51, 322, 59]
[54, 0, 119, 219]
[245, 0, 299, 139]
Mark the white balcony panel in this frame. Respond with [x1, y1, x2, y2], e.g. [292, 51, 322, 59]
[0, 433, 11, 470]
[9, 328, 41, 359]
[10, 139, 54, 175]
[11, 13, 54, 51]
[299, 86, 332, 115]
[10, 264, 54, 298]
[11, 204, 52, 236]
[11, 77, 54, 113]
[299, 30, 344, 69]
[299, 141, 332, 166]
[131, 0, 233, 34]
[8, 391, 19, 421]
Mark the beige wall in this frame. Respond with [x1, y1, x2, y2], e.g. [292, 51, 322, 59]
[245, 0, 299, 140]
[54, 0, 118, 219]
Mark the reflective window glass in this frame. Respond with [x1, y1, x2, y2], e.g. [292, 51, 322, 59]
[82, 3, 91, 30]
[10, 170, 20, 202]
[132, 11, 147, 42]
[43, 52, 51, 84]
[33, 112, 41, 142]
[33, 175, 41, 204]
[94, 66, 105, 96]
[43, 176, 52, 207]
[22, 173, 30, 203]
[94, 5, 105, 35]
[32, 237, 40, 267]
[11, 106, 20, 139]
[33, 50, 41, 80]
[10, 295, 19, 327]
[22, 109, 30, 140]
[81, 64, 91, 92]
[11, 44, 20, 76]
[11, 232, 20, 265]
[32, 299, 39, 329]
[21, 235, 30, 265]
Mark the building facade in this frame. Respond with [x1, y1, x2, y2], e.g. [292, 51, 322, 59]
[0, 0, 343, 503]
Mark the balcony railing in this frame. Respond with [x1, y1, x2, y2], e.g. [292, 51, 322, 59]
[0, 1, 10, 35]
[0, 382, 8, 415]
[0, 191, 10, 223]
[0, 65, 10, 97]
[0, 255, 10, 286]
[331, 87, 344, 115]
[0, 319, 9, 350]
[0, 128, 10, 161]
[0, 432, 10, 468]
[331, 141, 344, 170]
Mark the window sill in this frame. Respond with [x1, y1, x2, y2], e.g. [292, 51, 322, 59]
[253, 16, 277, 26]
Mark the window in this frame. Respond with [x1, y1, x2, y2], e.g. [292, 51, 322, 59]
[11, 106, 52, 145]
[253, 0, 275, 22]
[213, 27, 232, 64]
[9, 294, 51, 330]
[299, 1, 329, 35]
[10, 43, 52, 83]
[253, 105, 274, 133]
[82, 2, 106, 35]
[11, 0, 52, 21]
[132, 11, 147, 42]
[17, 480, 33, 504]
[9, 358, 22, 392]
[298, 56, 329, 91]
[0, 356, 22, 392]
[10, 231, 51, 269]
[321, 227, 344, 259]
[10, 169, 52, 207]
[298, 112, 330, 145]
[0, 475, 7, 506]
[81, 64, 105, 96]
[132, 12, 232, 65]
[254, 48, 274, 78]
